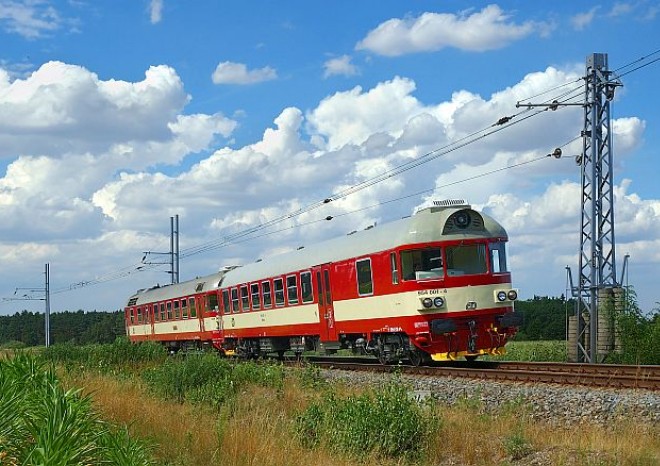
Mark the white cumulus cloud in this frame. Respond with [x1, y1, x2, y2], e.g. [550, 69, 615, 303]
[323, 55, 359, 78]
[356, 5, 550, 56]
[211, 61, 277, 85]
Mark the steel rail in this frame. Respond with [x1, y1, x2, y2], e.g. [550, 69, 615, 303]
[300, 357, 660, 391]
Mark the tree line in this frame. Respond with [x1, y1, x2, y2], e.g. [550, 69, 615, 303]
[1, 298, 571, 347]
[0, 310, 125, 348]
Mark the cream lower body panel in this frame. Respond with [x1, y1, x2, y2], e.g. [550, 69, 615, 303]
[223, 304, 318, 331]
[333, 284, 513, 322]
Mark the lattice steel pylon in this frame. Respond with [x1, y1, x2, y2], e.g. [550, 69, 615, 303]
[574, 53, 622, 363]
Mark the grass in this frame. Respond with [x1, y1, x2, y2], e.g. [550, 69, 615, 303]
[61, 356, 658, 465]
[29, 340, 659, 465]
[485, 339, 567, 362]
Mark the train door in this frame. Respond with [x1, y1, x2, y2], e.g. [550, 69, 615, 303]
[314, 264, 337, 342]
[195, 296, 205, 333]
[149, 304, 155, 340]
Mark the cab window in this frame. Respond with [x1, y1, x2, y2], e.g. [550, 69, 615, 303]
[207, 293, 219, 313]
[401, 248, 443, 281]
[446, 243, 487, 276]
[489, 241, 508, 274]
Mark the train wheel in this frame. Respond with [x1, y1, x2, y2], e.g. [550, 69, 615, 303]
[408, 349, 425, 367]
[465, 355, 479, 362]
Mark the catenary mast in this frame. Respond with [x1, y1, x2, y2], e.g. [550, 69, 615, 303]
[574, 53, 621, 363]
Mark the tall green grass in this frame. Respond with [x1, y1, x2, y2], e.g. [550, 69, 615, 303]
[142, 353, 285, 408]
[487, 340, 567, 362]
[0, 353, 155, 465]
[296, 378, 437, 460]
[43, 337, 167, 373]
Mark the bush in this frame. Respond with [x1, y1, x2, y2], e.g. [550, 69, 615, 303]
[1, 340, 27, 350]
[296, 379, 433, 460]
[609, 290, 660, 365]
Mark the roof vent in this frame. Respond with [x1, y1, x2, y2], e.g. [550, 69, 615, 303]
[433, 199, 469, 207]
[221, 265, 241, 272]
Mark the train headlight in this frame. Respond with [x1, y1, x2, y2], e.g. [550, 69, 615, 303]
[422, 298, 433, 308]
[433, 297, 445, 308]
[497, 291, 507, 302]
[454, 212, 471, 229]
[507, 290, 518, 301]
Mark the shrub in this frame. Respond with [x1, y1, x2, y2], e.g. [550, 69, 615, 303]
[296, 379, 432, 460]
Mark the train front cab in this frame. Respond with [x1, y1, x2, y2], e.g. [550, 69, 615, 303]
[401, 237, 520, 362]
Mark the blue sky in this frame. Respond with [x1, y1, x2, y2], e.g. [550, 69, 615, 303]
[1, 0, 659, 316]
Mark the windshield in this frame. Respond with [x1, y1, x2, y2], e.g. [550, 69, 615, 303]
[401, 248, 443, 281]
[445, 243, 487, 276]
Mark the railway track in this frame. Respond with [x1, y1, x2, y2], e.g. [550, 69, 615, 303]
[300, 356, 660, 391]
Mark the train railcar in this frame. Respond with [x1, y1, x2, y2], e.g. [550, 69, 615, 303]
[125, 200, 521, 363]
[124, 275, 224, 352]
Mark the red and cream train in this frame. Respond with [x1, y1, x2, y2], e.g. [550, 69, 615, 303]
[124, 200, 521, 363]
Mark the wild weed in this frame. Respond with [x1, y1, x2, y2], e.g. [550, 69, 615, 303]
[296, 378, 431, 460]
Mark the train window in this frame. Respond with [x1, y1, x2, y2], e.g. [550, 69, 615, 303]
[286, 275, 299, 305]
[231, 288, 240, 313]
[174, 301, 180, 319]
[300, 272, 313, 303]
[182, 299, 188, 319]
[241, 285, 250, 311]
[137, 307, 142, 324]
[274, 278, 285, 306]
[445, 243, 487, 276]
[251, 283, 261, 310]
[153, 305, 158, 322]
[130, 308, 135, 325]
[262, 281, 272, 308]
[390, 252, 399, 284]
[324, 270, 332, 304]
[356, 259, 373, 296]
[489, 242, 508, 273]
[189, 298, 197, 318]
[167, 302, 173, 320]
[316, 272, 324, 305]
[222, 290, 230, 314]
[207, 293, 219, 313]
[401, 248, 443, 281]
[160, 303, 166, 321]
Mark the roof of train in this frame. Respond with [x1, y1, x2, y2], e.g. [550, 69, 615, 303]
[127, 204, 507, 306]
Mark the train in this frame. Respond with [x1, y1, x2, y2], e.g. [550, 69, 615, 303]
[124, 200, 521, 364]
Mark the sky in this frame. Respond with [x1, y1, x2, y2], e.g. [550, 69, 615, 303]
[1, 0, 659, 317]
